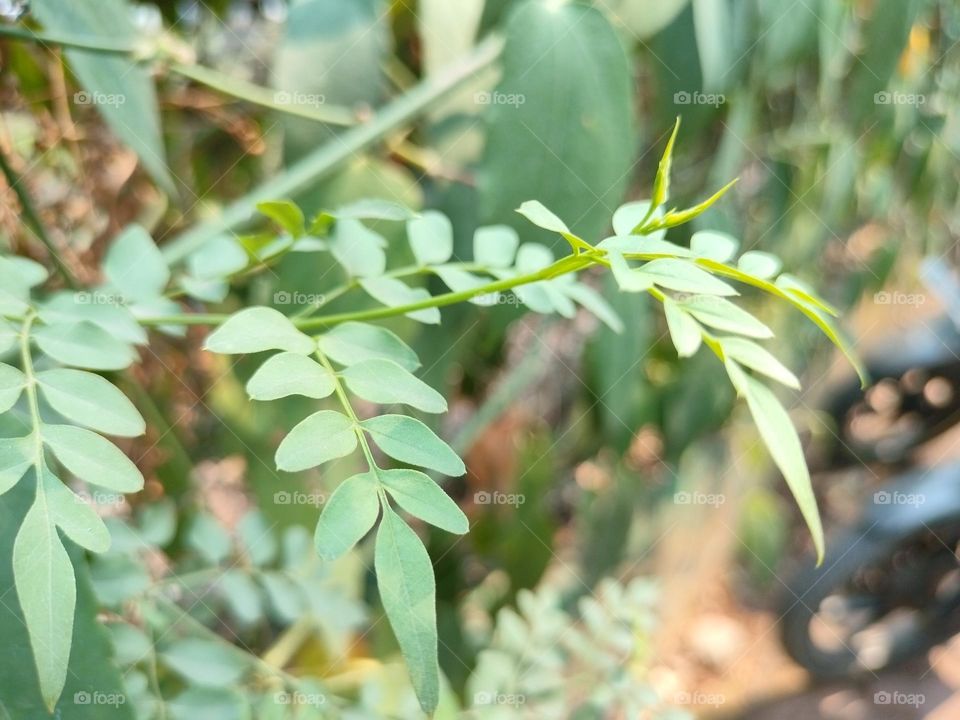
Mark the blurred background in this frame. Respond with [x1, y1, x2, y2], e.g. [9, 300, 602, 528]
[3, 0, 960, 717]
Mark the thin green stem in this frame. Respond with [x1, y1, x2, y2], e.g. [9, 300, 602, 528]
[19, 311, 46, 503]
[314, 349, 377, 470]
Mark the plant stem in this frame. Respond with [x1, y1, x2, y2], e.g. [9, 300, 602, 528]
[160, 35, 504, 264]
[314, 349, 378, 469]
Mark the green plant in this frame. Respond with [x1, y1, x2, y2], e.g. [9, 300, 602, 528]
[0, 120, 861, 714]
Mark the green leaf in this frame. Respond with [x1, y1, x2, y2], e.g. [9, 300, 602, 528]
[612, 200, 664, 238]
[719, 337, 800, 389]
[360, 277, 441, 324]
[42, 468, 111, 554]
[677, 295, 773, 338]
[102, 225, 170, 302]
[14, 498, 76, 711]
[0, 362, 26, 413]
[167, 687, 246, 720]
[473, 225, 519, 268]
[39, 292, 147, 345]
[187, 235, 249, 280]
[37, 368, 145, 437]
[563, 283, 624, 333]
[727, 362, 823, 562]
[637, 259, 738, 296]
[330, 219, 387, 278]
[314, 472, 380, 560]
[379, 469, 468, 534]
[663, 298, 702, 357]
[0, 437, 31, 496]
[609, 251, 654, 292]
[0, 317, 18, 354]
[690, 230, 739, 263]
[737, 250, 782, 279]
[515, 201, 592, 253]
[375, 505, 439, 714]
[319, 322, 420, 371]
[204, 307, 315, 355]
[237, 510, 278, 567]
[42, 424, 144, 493]
[650, 117, 680, 213]
[776, 274, 840, 317]
[362, 415, 465, 476]
[34, 321, 137, 371]
[219, 570, 263, 626]
[161, 639, 247, 687]
[256, 200, 305, 238]
[342, 359, 447, 413]
[260, 571, 305, 622]
[433, 266, 497, 305]
[408, 210, 454, 266]
[246, 352, 335, 401]
[186, 514, 232, 565]
[599, 234, 691, 257]
[480, 1, 634, 250]
[275, 410, 357, 472]
[30, 0, 175, 193]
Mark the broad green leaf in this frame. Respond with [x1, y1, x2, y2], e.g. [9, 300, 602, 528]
[107, 623, 153, 667]
[260, 571, 305, 622]
[204, 307, 315, 355]
[30, 0, 174, 193]
[187, 235, 249, 280]
[246, 352, 334, 401]
[39, 292, 147, 345]
[360, 277, 441, 324]
[275, 410, 357, 472]
[720, 337, 799, 389]
[319, 322, 420, 371]
[598, 235, 692, 257]
[638, 259, 738, 296]
[663, 298, 702, 357]
[375, 505, 439, 714]
[331, 219, 387, 278]
[650, 117, 680, 213]
[0, 436, 31, 496]
[609, 252, 654, 293]
[103, 225, 169, 302]
[480, 2, 633, 251]
[179, 275, 230, 303]
[4, 256, 49, 288]
[342, 359, 446, 413]
[362, 415, 465, 477]
[314, 472, 380, 560]
[34, 321, 136, 371]
[408, 211, 454, 266]
[433, 266, 498, 305]
[379, 469, 468, 534]
[256, 200, 305, 238]
[42, 468, 111, 554]
[42, 424, 144, 493]
[219, 570, 263, 626]
[473, 225, 519, 268]
[14, 498, 76, 711]
[186, 514, 232, 565]
[0, 362, 25, 413]
[677, 295, 773, 338]
[737, 250, 782, 279]
[0, 317, 18, 354]
[690, 230, 739, 263]
[167, 687, 246, 720]
[37, 369, 145, 437]
[161, 639, 247, 687]
[89, 554, 150, 605]
[727, 362, 823, 562]
[332, 199, 417, 223]
[563, 283, 624, 333]
[237, 510, 278, 567]
[515, 201, 592, 253]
